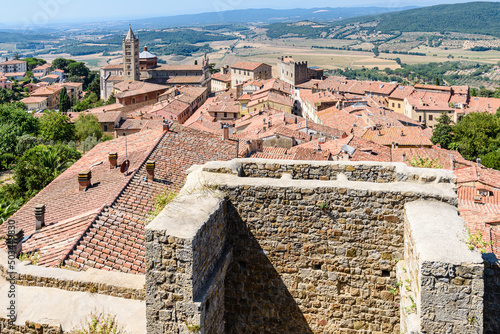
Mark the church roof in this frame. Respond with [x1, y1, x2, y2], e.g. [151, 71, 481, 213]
[139, 50, 157, 59]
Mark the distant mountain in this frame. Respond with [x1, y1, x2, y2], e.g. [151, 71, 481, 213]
[341, 2, 500, 37]
[128, 6, 418, 29]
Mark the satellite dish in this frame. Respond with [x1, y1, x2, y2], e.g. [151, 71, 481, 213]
[120, 160, 130, 174]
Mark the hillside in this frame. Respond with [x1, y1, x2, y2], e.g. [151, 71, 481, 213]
[343, 2, 500, 37]
[128, 6, 418, 29]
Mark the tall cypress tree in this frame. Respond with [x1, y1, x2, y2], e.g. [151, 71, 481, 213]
[59, 87, 71, 113]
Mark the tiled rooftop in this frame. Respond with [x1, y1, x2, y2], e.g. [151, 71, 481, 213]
[64, 124, 237, 273]
[1, 130, 163, 241]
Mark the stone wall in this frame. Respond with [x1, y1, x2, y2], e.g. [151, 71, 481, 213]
[202, 159, 457, 185]
[219, 184, 455, 333]
[146, 192, 231, 334]
[0, 249, 144, 300]
[146, 159, 471, 334]
[0, 318, 62, 334]
[484, 255, 500, 334]
[402, 201, 484, 334]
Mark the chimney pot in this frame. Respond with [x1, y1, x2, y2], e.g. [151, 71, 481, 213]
[34, 204, 46, 230]
[78, 170, 92, 191]
[146, 160, 155, 182]
[5, 228, 24, 257]
[109, 152, 118, 169]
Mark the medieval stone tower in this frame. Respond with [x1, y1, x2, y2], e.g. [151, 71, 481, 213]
[123, 26, 140, 82]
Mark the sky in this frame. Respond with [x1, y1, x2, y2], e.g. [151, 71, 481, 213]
[0, 0, 497, 25]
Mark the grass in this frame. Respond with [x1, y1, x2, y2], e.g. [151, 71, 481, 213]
[70, 309, 126, 334]
[145, 190, 178, 224]
[19, 251, 40, 265]
[459, 228, 494, 254]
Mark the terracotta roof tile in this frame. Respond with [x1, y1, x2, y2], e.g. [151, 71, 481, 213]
[361, 127, 433, 147]
[64, 125, 237, 273]
[231, 61, 269, 71]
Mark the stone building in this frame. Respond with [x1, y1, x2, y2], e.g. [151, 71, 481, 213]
[210, 72, 231, 93]
[113, 81, 169, 112]
[100, 64, 124, 101]
[278, 56, 324, 87]
[230, 61, 272, 87]
[123, 26, 140, 82]
[100, 28, 211, 101]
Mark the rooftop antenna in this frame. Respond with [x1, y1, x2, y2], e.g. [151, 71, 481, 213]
[120, 125, 132, 174]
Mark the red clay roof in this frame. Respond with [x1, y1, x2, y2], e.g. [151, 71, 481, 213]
[64, 124, 237, 273]
[114, 81, 168, 98]
[0, 129, 163, 241]
[231, 61, 269, 71]
[361, 127, 433, 147]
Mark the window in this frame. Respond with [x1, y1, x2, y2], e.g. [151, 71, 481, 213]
[132, 98, 136, 104]
[392, 103, 395, 107]
[419, 116, 422, 122]
[103, 124, 108, 132]
[145, 95, 148, 101]
[429, 115, 433, 121]
[224, 112, 227, 118]
[398, 103, 401, 108]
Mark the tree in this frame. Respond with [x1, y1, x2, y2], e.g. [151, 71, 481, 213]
[431, 113, 454, 149]
[67, 62, 90, 78]
[59, 87, 71, 113]
[480, 151, 500, 170]
[435, 78, 440, 86]
[14, 144, 81, 194]
[106, 93, 116, 105]
[0, 124, 24, 155]
[25, 57, 47, 71]
[75, 113, 102, 142]
[87, 77, 100, 99]
[39, 110, 75, 142]
[451, 112, 500, 160]
[52, 58, 76, 72]
[0, 103, 38, 135]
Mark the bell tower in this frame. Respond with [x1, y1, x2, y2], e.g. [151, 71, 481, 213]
[123, 26, 140, 81]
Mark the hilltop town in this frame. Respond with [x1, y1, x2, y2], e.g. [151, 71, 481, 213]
[0, 23, 500, 334]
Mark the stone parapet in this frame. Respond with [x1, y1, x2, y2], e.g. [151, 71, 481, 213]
[0, 249, 145, 300]
[202, 159, 457, 185]
[146, 191, 230, 334]
[403, 201, 484, 333]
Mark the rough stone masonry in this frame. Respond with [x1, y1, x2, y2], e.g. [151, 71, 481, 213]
[145, 159, 497, 334]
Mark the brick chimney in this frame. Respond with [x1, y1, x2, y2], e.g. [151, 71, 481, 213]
[163, 120, 171, 132]
[109, 152, 118, 169]
[146, 161, 155, 182]
[222, 125, 229, 141]
[34, 204, 45, 230]
[6, 228, 24, 257]
[78, 170, 92, 191]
